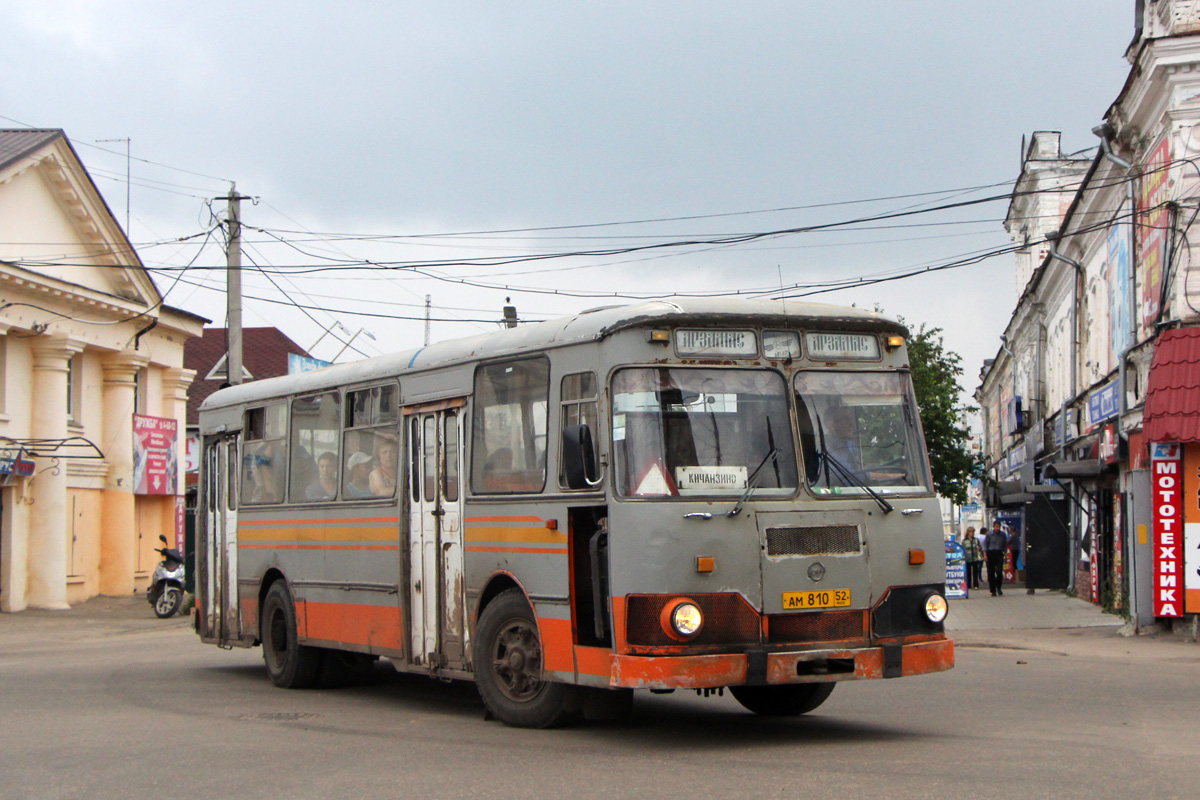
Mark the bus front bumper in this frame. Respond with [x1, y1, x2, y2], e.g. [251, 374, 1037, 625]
[608, 637, 954, 690]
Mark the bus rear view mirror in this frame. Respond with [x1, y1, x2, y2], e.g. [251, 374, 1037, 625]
[562, 424, 600, 489]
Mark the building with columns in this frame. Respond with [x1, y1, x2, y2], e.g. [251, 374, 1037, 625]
[0, 129, 206, 612]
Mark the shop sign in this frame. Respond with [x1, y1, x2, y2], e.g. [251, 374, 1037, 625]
[288, 353, 332, 374]
[175, 495, 186, 554]
[185, 433, 201, 473]
[1151, 443, 1183, 617]
[1088, 379, 1120, 427]
[1007, 447, 1025, 475]
[134, 414, 179, 496]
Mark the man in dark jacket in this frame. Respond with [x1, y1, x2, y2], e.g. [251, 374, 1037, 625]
[984, 520, 1009, 596]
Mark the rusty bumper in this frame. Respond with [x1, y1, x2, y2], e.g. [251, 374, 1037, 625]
[607, 637, 954, 690]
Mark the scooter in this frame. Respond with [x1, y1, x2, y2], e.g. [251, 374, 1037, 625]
[148, 535, 185, 619]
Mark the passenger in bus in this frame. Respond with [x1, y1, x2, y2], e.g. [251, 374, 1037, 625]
[370, 439, 398, 496]
[248, 443, 282, 503]
[305, 451, 338, 501]
[820, 406, 864, 483]
[343, 451, 374, 498]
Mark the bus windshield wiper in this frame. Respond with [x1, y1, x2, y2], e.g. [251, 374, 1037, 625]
[822, 452, 894, 514]
[727, 447, 779, 518]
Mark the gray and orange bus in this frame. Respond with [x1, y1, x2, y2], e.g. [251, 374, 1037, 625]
[195, 298, 953, 727]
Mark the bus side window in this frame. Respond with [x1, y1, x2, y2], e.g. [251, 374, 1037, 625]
[471, 358, 550, 494]
[242, 403, 287, 504]
[559, 371, 600, 489]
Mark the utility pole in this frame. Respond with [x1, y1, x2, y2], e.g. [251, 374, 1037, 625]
[424, 295, 431, 346]
[222, 185, 245, 386]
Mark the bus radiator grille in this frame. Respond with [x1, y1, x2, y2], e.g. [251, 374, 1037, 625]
[625, 593, 761, 646]
[767, 610, 866, 644]
[765, 525, 861, 557]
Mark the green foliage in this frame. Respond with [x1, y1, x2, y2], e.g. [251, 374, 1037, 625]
[902, 321, 981, 506]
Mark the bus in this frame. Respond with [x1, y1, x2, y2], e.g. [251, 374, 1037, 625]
[195, 298, 953, 727]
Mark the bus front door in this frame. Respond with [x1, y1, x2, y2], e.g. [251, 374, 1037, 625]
[199, 434, 240, 646]
[406, 405, 466, 671]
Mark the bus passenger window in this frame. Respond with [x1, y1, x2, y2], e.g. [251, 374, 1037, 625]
[341, 383, 400, 502]
[444, 413, 459, 502]
[242, 403, 287, 505]
[559, 371, 600, 489]
[471, 358, 550, 494]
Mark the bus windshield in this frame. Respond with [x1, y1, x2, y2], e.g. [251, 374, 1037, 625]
[613, 367, 798, 498]
[794, 370, 931, 496]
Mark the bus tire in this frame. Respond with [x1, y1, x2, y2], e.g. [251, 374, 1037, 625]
[260, 581, 321, 689]
[473, 588, 570, 728]
[729, 682, 835, 716]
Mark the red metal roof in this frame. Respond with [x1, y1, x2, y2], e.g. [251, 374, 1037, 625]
[1143, 327, 1200, 443]
[184, 327, 311, 425]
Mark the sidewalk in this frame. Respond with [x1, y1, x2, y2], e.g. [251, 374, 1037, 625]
[946, 585, 1121, 632]
[0, 595, 192, 645]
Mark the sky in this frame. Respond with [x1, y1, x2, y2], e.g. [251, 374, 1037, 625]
[2, 1, 1136, 404]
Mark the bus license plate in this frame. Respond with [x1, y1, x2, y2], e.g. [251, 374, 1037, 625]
[782, 589, 851, 610]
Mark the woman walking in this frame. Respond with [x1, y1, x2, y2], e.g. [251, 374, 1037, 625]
[961, 526, 984, 590]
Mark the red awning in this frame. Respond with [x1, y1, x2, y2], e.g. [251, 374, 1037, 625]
[1143, 327, 1200, 443]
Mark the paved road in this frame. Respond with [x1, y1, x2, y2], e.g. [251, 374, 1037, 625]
[1, 595, 1196, 800]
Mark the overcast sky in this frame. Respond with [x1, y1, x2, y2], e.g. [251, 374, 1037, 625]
[2, 1, 1135, 402]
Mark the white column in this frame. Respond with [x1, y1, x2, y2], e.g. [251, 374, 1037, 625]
[27, 335, 83, 609]
[99, 351, 147, 596]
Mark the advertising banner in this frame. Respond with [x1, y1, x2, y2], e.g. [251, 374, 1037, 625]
[1151, 443, 1183, 617]
[1138, 137, 1171, 334]
[945, 540, 967, 599]
[134, 414, 179, 495]
[1108, 209, 1132, 356]
[1182, 444, 1200, 613]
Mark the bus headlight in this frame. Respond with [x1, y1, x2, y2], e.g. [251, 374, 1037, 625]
[923, 593, 948, 624]
[660, 598, 704, 640]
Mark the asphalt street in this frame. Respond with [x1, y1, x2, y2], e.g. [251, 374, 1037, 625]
[0, 594, 1196, 800]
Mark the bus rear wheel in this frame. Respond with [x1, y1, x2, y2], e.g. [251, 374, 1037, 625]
[261, 581, 321, 689]
[473, 588, 570, 728]
[730, 683, 835, 716]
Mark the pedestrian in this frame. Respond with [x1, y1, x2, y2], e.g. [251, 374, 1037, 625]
[1008, 525, 1022, 576]
[984, 520, 1008, 596]
[961, 526, 984, 590]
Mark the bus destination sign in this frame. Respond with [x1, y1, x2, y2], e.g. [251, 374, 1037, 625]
[805, 332, 880, 360]
[674, 329, 758, 357]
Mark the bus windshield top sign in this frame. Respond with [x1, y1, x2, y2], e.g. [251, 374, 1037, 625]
[805, 332, 880, 360]
[674, 329, 758, 357]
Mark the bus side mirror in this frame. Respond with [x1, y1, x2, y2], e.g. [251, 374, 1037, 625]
[562, 424, 600, 489]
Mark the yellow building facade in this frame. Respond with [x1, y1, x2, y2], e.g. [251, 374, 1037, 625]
[0, 129, 205, 611]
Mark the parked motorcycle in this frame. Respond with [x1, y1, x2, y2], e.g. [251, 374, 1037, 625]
[148, 535, 185, 619]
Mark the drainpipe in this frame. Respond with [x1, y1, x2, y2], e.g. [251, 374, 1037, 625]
[1048, 241, 1083, 594]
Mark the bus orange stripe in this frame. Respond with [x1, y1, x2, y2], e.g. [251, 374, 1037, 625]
[296, 600, 403, 651]
[574, 645, 614, 678]
[241, 544, 399, 551]
[537, 617, 574, 673]
[464, 546, 565, 555]
[464, 516, 544, 523]
[240, 516, 400, 526]
[463, 526, 566, 544]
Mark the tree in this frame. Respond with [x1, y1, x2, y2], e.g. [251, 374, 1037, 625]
[902, 321, 980, 506]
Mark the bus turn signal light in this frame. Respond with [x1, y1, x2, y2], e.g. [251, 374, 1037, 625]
[696, 556, 715, 573]
[908, 549, 925, 565]
[886, 335, 905, 350]
[648, 330, 671, 344]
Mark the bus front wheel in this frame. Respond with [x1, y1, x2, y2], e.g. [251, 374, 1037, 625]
[730, 683, 835, 716]
[473, 588, 570, 728]
[260, 581, 321, 689]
